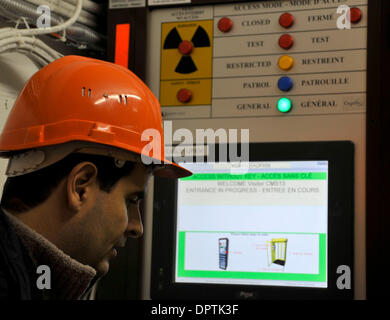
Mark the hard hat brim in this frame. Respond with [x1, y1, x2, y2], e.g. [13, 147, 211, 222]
[1, 141, 193, 179]
[154, 160, 193, 179]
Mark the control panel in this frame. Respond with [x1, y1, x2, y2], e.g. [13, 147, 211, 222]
[148, 0, 367, 120]
[143, 0, 368, 300]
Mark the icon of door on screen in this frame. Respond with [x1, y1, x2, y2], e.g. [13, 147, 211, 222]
[268, 238, 288, 267]
[218, 238, 229, 270]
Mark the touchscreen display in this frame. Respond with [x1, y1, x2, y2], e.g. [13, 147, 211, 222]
[175, 161, 328, 288]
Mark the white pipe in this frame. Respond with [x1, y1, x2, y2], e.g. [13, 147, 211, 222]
[19, 49, 50, 67]
[28, 0, 97, 20]
[0, 0, 101, 61]
[15, 46, 54, 63]
[0, 0, 102, 45]
[1, 47, 48, 67]
[1, 43, 58, 65]
[0, 0, 82, 38]
[0, 34, 62, 57]
[24, 0, 97, 28]
[0, 36, 62, 60]
[0, 4, 20, 20]
[63, 0, 101, 15]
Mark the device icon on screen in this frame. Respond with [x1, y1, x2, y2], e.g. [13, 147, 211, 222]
[268, 238, 288, 267]
[219, 238, 229, 270]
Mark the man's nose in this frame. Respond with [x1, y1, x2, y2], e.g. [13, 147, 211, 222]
[126, 203, 144, 238]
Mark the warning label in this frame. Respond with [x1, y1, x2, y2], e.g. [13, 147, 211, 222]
[160, 20, 213, 106]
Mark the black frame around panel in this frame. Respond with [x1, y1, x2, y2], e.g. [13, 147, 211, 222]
[151, 141, 354, 300]
[366, 0, 390, 299]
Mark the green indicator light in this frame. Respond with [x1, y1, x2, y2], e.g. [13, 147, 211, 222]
[277, 97, 292, 113]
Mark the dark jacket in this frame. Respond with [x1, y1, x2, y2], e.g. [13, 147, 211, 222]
[0, 207, 41, 300]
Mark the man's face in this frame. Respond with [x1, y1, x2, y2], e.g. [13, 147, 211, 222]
[68, 162, 152, 276]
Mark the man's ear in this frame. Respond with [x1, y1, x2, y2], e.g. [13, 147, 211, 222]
[66, 162, 98, 212]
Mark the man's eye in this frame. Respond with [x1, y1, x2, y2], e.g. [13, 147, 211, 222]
[126, 198, 137, 207]
[126, 193, 145, 208]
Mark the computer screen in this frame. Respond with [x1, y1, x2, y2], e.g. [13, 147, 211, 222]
[151, 142, 353, 299]
[174, 161, 328, 288]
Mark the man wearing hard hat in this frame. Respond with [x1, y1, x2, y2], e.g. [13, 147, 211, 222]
[0, 55, 191, 299]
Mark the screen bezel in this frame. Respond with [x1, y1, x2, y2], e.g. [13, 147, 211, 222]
[150, 141, 354, 299]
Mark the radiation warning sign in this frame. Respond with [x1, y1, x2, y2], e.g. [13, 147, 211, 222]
[160, 20, 213, 107]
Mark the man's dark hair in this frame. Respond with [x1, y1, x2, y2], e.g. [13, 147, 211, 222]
[0, 153, 137, 213]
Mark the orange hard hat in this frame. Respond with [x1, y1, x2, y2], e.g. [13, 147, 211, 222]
[0, 55, 191, 178]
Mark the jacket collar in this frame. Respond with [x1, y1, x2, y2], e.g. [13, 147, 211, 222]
[4, 211, 97, 299]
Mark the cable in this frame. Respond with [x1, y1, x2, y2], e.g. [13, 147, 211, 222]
[0, 0, 103, 46]
[24, 0, 97, 28]
[65, 22, 103, 46]
[20, 50, 49, 67]
[0, 36, 62, 60]
[1, 43, 59, 66]
[0, 0, 103, 65]
[0, 0, 82, 38]
[0, 4, 20, 20]
[63, 0, 101, 15]
[2, 47, 49, 67]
